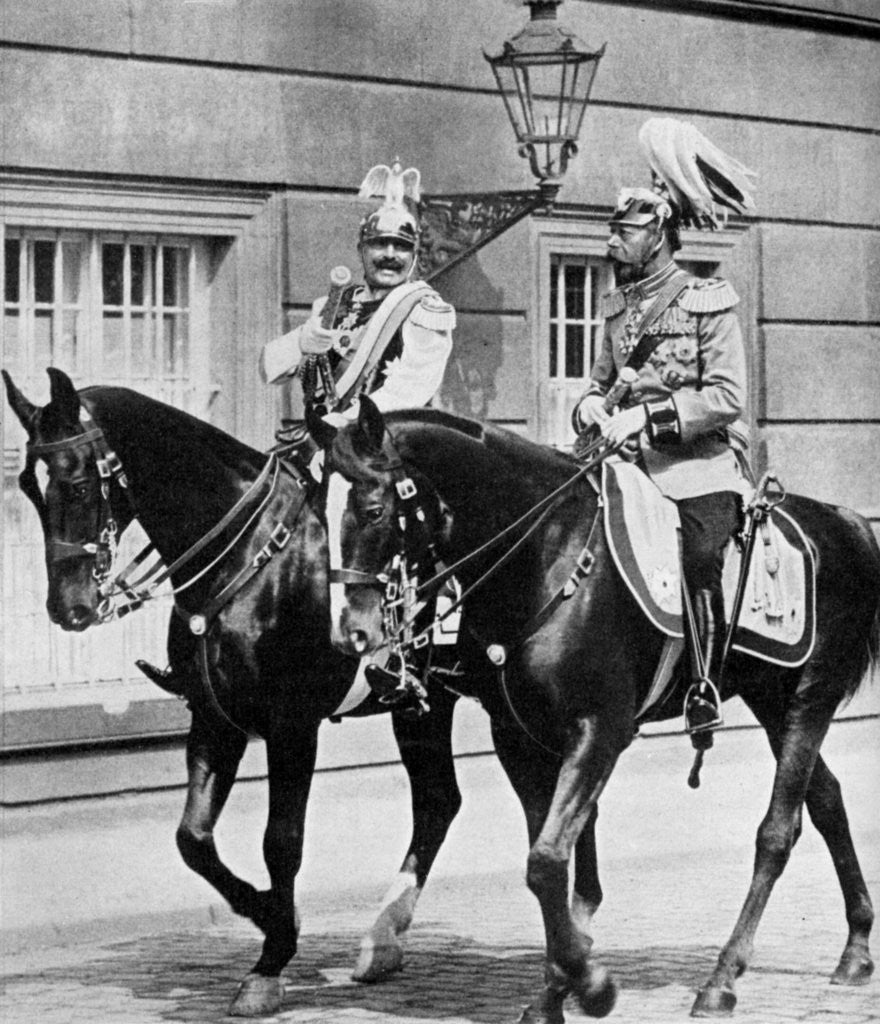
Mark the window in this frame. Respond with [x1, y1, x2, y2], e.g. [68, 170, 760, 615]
[4, 230, 205, 407]
[2, 228, 209, 713]
[549, 255, 613, 384]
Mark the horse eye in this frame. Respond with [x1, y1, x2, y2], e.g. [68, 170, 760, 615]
[362, 505, 384, 524]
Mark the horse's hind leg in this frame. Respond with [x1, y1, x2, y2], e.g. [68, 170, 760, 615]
[354, 687, 462, 982]
[807, 755, 874, 985]
[692, 695, 832, 1017]
[742, 692, 874, 987]
[176, 713, 261, 921]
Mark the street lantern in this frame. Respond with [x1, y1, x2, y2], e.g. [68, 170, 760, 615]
[484, 0, 605, 195]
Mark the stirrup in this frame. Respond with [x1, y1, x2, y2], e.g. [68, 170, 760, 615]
[364, 661, 430, 716]
[135, 659, 189, 699]
[683, 678, 723, 735]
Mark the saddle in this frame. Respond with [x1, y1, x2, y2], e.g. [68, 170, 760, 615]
[601, 458, 816, 669]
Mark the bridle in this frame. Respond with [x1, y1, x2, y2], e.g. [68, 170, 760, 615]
[328, 431, 615, 663]
[25, 415, 299, 629]
[25, 420, 132, 622]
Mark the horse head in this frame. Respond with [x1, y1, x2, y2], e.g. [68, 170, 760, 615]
[316, 398, 450, 656]
[3, 367, 131, 631]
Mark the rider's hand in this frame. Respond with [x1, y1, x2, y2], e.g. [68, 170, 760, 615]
[575, 394, 610, 430]
[601, 405, 647, 447]
[298, 316, 336, 356]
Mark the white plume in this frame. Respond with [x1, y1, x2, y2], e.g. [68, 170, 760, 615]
[638, 118, 756, 229]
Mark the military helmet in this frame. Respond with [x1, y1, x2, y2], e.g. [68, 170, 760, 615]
[357, 160, 422, 248]
[359, 201, 420, 247]
[608, 187, 673, 229]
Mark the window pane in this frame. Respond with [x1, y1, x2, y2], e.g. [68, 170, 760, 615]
[59, 309, 83, 370]
[131, 312, 152, 375]
[4, 311, 20, 370]
[163, 312, 188, 373]
[103, 311, 124, 376]
[4, 239, 20, 302]
[34, 309, 52, 366]
[61, 242, 83, 305]
[549, 322, 558, 379]
[102, 243, 124, 306]
[33, 240, 54, 304]
[550, 259, 558, 313]
[564, 323, 585, 379]
[130, 245, 149, 306]
[163, 247, 188, 307]
[564, 263, 586, 321]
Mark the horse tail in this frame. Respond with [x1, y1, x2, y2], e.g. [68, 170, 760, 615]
[837, 505, 880, 700]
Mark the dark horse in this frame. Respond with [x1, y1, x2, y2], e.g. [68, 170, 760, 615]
[317, 398, 878, 1022]
[2, 367, 475, 1017]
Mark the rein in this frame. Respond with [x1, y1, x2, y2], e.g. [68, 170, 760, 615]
[359, 435, 615, 654]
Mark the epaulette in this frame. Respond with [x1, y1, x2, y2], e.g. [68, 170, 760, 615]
[600, 289, 626, 318]
[678, 277, 739, 314]
[410, 292, 456, 331]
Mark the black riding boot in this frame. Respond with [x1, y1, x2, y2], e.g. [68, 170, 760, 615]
[684, 588, 723, 735]
[136, 659, 190, 699]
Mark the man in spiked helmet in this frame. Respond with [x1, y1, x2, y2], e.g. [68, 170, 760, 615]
[261, 160, 455, 437]
[573, 118, 757, 737]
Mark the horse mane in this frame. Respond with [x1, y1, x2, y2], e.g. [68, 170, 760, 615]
[78, 385, 264, 474]
[382, 407, 578, 482]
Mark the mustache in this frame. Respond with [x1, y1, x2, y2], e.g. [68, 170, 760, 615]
[374, 257, 406, 270]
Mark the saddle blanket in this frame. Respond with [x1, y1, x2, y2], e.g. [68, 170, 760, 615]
[602, 459, 816, 667]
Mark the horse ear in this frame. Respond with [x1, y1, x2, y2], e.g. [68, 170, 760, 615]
[46, 367, 81, 424]
[2, 370, 38, 433]
[305, 405, 339, 450]
[355, 396, 386, 455]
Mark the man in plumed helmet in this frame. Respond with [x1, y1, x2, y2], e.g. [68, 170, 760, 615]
[573, 118, 757, 737]
[261, 160, 455, 440]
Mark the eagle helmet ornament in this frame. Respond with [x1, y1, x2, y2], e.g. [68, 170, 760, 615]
[358, 159, 422, 247]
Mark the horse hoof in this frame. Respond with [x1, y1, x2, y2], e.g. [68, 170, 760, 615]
[690, 984, 736, 1017]
[228, 973, 284, 1017]
[575, 965, 617, 1019]
[517, 1004, 564, 1024]
[830, 951, 874, 986]
[352, 939, 404, 983]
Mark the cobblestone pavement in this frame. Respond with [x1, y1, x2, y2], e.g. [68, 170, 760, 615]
[2, 717, 878, 1024]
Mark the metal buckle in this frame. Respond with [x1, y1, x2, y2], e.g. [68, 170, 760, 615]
[396, 477, 417, 500]
[96, 458, 111, 479]
[269, 522, 291, 550]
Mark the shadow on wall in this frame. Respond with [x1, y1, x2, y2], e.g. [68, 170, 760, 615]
[436, 259, 505, 422]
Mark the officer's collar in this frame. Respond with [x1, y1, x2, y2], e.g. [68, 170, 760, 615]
[621, 260, 679, 303]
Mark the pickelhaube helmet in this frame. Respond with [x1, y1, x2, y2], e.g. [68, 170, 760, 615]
[608, 186, 673, 229]
[357, 159, 422, 247]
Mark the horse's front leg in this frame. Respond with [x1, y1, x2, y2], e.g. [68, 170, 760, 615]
[571, 803, 602, 951]
[494, 712, 621, 1024]
[354, 688, 462, 982]
[176, 713, 262, 918]
[229, 724, 318, 1018]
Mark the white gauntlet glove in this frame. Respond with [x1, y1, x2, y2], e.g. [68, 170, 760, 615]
[298, 315, 337, 356]
[575, 394, 610, 431]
